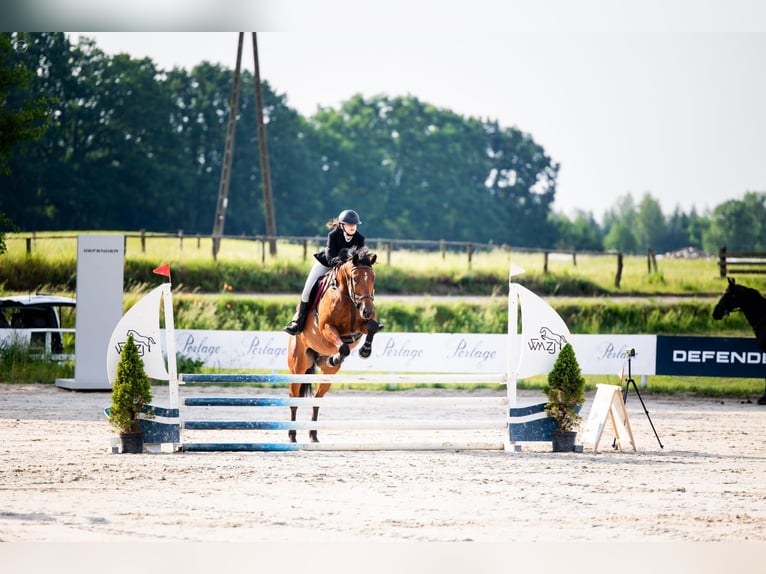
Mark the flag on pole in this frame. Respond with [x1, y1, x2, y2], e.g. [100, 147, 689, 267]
[106, 285, 169, 385]
[153, 263, 171, 281]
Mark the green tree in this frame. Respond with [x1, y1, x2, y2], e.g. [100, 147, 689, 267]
[543, 342, 585, 432]
[108, 334, 152, 434]
[551, 209, 603, 251]
[702, 192, 766, 253]
[635, 194, 667, 252]
[0, 33, 50, 176]
[603, 193, 639, 253]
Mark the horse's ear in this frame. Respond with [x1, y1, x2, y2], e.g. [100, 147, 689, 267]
[370, 253, 377, 265]
[728, 277, 736, 287]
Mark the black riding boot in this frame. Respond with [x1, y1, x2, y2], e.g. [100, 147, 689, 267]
[284, 301, 310, 335]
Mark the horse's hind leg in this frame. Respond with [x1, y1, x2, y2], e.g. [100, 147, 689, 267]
[288, 384, 300, 443]
[309, 382, 332, 443]
[287, 347, 318, 442]
[759, 380, 766, 405]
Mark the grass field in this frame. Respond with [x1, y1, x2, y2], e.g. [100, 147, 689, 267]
[3, 231, 766, 398]
[7, 231, 766, 296]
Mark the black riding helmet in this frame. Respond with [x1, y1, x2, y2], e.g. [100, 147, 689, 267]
[338, 209, 362, 225]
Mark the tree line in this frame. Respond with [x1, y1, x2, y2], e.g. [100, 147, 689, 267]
[2, 32, 765, 256]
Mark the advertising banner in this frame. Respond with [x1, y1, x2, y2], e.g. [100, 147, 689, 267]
[169, 330, 509, 374]
[656, 335, 766, 378]
[163, 330, 658, 377]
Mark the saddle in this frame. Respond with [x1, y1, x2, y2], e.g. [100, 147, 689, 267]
[307, 267, 338, 318]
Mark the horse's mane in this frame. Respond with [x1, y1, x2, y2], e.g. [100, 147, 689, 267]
[734, 282, 766, 303]
[333, 246, 374, 268]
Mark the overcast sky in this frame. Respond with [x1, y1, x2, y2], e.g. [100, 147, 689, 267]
[61, 2, 766, 221]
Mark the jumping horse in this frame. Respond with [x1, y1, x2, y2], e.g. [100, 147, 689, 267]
[712, 277, 766, 405]
[286, 246, 382, 441]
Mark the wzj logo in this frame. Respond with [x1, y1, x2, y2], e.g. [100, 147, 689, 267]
[527, 326, 567, 355]
[115, 329, 157, 357]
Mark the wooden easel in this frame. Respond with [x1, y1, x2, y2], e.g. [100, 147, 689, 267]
[581, 384, 636, 453]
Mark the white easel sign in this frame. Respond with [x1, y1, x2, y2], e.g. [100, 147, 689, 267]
[581, 384, 636, 453]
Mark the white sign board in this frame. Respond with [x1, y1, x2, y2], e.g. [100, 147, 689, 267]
[56, 235, 124, 390]
[581, 384, 636, 453]
[159, 330, 658, 377]
[166, 330, 508, 374]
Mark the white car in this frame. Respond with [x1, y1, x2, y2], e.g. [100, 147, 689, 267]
[0, 294, 76, 356]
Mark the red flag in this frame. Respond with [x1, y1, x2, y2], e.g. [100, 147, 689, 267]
[153, 263, 171, 280]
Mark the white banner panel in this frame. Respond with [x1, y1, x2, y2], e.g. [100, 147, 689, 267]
[57, 235, 124, 390]
[568, 334, 656, 377]
[161, 330, 657, 377]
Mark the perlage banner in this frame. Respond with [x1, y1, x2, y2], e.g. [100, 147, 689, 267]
[159, 330, 658, 378]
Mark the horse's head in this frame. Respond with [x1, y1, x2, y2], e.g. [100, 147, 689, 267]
[340, 247, 377, 321]
[713, 277, 742, 320]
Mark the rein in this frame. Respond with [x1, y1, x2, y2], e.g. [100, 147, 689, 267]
[334, 263, 375, 333]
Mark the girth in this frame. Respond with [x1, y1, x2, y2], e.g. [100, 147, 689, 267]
[341, 332, 364, 344]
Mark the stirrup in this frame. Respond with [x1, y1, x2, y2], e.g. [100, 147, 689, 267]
[284, 321, 300, 335]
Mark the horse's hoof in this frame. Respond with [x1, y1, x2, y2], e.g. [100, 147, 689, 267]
[359, 345, 371, 359]
[309, 432, 319, 443]
[758, 395, 766, 405]
[288, 431, 297, 443]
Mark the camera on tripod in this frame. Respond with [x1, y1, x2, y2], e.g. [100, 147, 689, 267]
[619, 345, 664, 448]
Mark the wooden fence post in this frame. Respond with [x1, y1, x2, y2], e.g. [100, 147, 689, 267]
[543, 251, 549, 273]
[302, 239, 308, 261]
[719, 245, 727, 278]
[615, 252, 623, 287]
[178, 229, 184, 252]
[467, 243, 473, 269]
[140, 229, 146, 253]
[647, 247, 657, 273]
[261, 238, 266, 264]
[440, 240, 446, 260]
[386, 241, 392, 265]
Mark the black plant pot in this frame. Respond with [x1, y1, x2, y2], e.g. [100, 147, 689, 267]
[119, 431, 144, 454]
[551, 431, 577, 452]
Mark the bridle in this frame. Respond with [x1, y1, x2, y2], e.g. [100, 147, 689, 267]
[343, 263, 375, 309]
[717, 289, 737, 318]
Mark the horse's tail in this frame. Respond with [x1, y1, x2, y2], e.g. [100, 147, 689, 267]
[299, 383, 313, 398]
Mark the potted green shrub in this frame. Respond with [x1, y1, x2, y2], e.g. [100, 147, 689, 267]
[543, 342, 586, 452]
[108, 334, 152, 454]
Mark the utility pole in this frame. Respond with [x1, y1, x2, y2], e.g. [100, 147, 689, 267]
[211, 33, 244, 260]
[252, 32, 278, 256]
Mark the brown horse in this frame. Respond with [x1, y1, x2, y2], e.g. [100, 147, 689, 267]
[286, 247, 382, 442]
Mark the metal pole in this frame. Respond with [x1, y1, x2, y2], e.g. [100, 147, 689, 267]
[211, 33, 244, 260]
[252, 33, 278, 256]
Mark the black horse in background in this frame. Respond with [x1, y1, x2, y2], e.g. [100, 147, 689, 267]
[712, 277, 766, 405]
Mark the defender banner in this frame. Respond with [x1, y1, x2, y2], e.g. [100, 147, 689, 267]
[656, 335, 766, 378]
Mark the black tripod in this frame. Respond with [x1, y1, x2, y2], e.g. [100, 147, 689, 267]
[617, 349, 664, 449]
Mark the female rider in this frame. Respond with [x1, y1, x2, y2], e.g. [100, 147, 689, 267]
[284, 209, 365, 335]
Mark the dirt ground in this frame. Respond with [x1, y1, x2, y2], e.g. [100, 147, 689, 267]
[2, 383, 765, 572]
[1, 382, 765, 547]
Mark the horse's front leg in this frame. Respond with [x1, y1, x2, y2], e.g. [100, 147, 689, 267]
[320, 324, 351, 367]
[309, 383, 332, 442]
[759, 379, 766, 405]
[358, 319, 383, 359]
